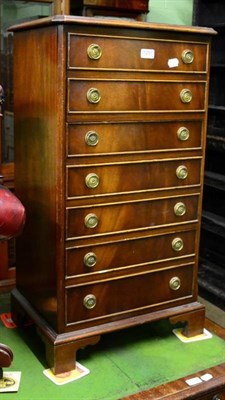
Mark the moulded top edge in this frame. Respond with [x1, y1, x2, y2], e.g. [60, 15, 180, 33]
[8, 14, 217, 36]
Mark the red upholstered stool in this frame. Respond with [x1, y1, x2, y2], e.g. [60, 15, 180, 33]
[0, 184, 25, 384]
[0, 185, 25, 240]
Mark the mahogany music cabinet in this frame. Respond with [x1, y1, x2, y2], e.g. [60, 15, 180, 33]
[10, 15, 215, 374]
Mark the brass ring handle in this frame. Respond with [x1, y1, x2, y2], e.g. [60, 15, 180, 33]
[83, 294, 97, 309]
[84, 213, 99, 228]
[177, 127, 189, 141]
[85, 130, 99, 146]
[180, 89, 192, 103]
[85, 173, 100, 189]
[87, 88, 101, 104]
[176, 165, 188, 180]
[181, 49, 194, 64]
[87, 43, 102, 60]
[174, 202, 186, 216]
[171, 237, 184, 252]
[84, 252, 97, 268]
[169, 276, 181, 291]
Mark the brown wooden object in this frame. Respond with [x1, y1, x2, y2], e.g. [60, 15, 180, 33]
[53, 0, 70, 14]
[124, 363, 225, 399]
[0, 0, 147, 293]
[0, 0, 64, 293]
[80, 0, 149, 20]
[10, 15, 215, 375]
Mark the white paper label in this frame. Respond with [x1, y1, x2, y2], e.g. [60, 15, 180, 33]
[168, 58, 179, 68]
[185, 373, 213, 387]
[201, 373, 213, 382]
[140, 49, 155, 59]
[185, 377, 202, 386]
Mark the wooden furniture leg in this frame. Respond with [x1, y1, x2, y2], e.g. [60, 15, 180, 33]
[43, 335, 101, 376]
[11, 288, 101, 375]
[169, 306, 205, 337]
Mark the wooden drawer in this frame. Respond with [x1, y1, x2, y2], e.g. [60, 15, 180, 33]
[67, 121, 202, 157]
[199, 391, 225, 400]
[66, 229, 197, 277]
[68, 34, 207, 72]
[67, 158, 201, 198]
[68, 80, 206, 112]
[66, 195, 199, 239]
[65, 264, 194, 326]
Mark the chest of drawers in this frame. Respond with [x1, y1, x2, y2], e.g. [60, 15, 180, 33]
[10, 16, 216, 375]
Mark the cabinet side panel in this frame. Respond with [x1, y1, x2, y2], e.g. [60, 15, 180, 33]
[13, 26, 65, 330]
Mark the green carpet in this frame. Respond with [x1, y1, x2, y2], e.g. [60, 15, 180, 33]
[1, 295, 225, 400]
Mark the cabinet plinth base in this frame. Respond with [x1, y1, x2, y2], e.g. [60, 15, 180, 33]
[11, 289, 205, 375]
[43, 334, 101, 376]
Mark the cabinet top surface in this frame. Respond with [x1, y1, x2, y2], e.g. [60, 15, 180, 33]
[9, 14, 217, 36]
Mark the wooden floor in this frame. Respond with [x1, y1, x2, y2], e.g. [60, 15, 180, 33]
[123, 319, 225, 399]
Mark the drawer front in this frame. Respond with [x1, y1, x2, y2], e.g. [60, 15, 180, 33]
[68, 80, 205, 112]
[67, 121, 202, 157]
[66, 229, 197, 277]
[66, 195, 199, 239]
[65, 265, 194, 325]
[199, 392, 225, 400]
[67, 159, 201, 198]
[68, 34, 207, 72]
